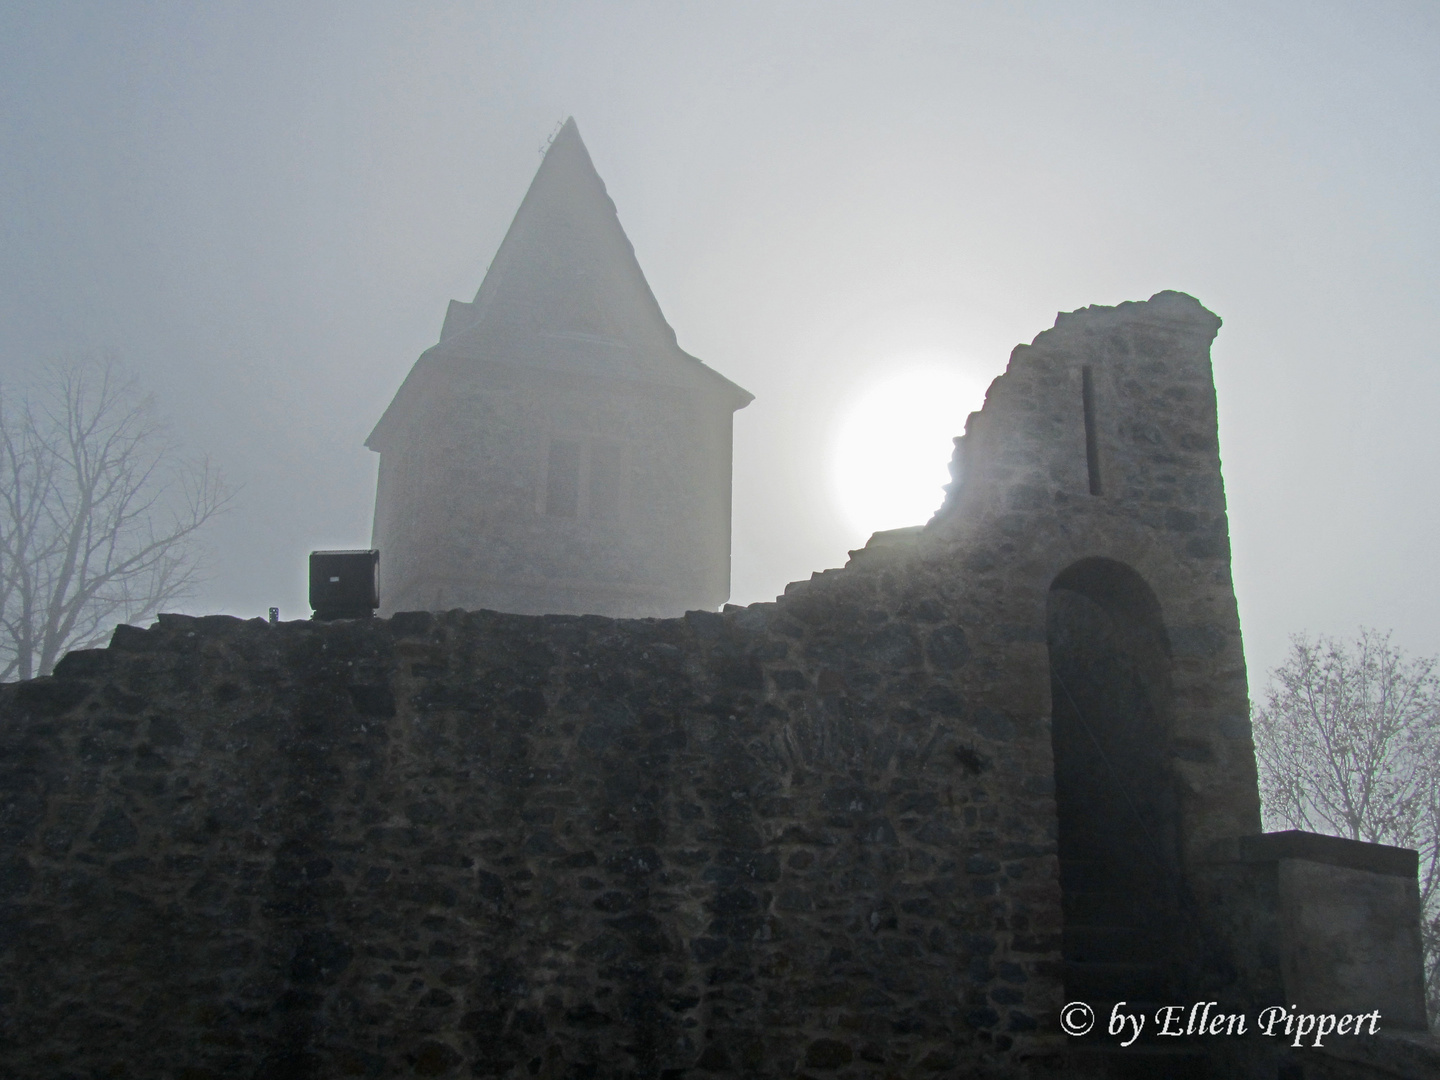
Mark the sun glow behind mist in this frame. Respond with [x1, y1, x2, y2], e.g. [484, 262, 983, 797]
[831, 364, 988, 539]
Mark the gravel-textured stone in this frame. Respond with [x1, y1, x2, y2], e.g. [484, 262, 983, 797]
[0, 293, 1267, 1078]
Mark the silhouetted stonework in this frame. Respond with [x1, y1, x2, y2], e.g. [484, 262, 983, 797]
[0, 589, 1061, 1078]
[13, 293, 1424, 1077]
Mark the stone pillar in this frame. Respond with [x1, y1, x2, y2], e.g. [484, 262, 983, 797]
[1239, 830, 1429, 1032]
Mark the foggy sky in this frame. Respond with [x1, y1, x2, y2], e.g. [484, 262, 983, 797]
[2, 1, 1437, 687]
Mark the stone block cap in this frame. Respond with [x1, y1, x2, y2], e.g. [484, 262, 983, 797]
[1239, 830, 1419, 878]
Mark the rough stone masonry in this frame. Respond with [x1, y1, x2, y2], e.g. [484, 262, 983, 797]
[0, 293, 1279, 1077]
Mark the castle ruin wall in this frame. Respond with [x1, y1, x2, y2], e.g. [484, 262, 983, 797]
[0, 293, 1271, 1078]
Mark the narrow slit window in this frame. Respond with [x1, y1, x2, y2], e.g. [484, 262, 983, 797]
[1082, 366, 1102, 496]
[546, 439, 580, 517]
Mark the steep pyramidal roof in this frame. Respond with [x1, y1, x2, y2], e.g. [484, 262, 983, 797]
[368, 119, 750, 451]
[446, 118, 677, 349]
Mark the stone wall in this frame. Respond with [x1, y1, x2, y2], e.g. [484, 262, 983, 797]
[0, 579, 1062, 1078]
[0, 293, 1276, 1078]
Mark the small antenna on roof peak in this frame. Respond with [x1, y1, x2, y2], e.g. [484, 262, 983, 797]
[539, 117, 566, 156]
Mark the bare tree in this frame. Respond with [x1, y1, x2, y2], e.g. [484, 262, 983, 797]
[1252, 629, 1440, 1026]
[0, 361, 228, 681]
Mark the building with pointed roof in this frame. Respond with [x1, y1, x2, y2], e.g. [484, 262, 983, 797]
[367, 119, 752, 618]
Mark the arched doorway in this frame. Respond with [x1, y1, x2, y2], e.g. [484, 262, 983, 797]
[1047, 559, 1181, 1012]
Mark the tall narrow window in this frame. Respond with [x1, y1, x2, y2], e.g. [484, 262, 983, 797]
[588, 440, 622, 522]
[1082, 366, 1102, 496]
[546, 439, 580, 517]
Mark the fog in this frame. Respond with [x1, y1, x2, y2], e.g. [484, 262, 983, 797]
[2, 2, 1436, 684]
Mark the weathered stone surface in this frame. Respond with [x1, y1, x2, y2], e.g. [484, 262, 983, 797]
[1238, 832, 1430, 1032]
[0, 593, 1066, 1077]
[0, 293, 1350, 1078]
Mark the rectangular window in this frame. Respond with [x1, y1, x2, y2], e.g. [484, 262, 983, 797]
[546, 439, 580, 517]
[588, 440, 622, 522]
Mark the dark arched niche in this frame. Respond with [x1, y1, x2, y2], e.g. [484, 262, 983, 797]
[1047, 558, 1182, 1006]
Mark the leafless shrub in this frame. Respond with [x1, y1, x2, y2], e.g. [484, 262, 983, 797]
[0, 360, 230, 680]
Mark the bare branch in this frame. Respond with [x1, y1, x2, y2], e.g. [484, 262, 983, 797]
[0, 359, 232, 681]
[1253, 629, 1440, 1026]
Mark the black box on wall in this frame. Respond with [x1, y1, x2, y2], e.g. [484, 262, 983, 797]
[309, 550, 380, 620]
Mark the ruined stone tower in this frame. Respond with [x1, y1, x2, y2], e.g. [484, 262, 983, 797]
[367, 119, 752, 618]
